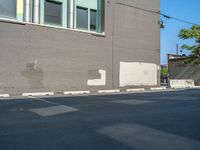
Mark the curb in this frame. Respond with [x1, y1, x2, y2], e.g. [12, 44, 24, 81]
[150, 87, 167, 91]
[126, 88, 145, 92]
[64, 91, 90, 95]
[98, 89, 120, 94]
[1, 86, 195, 100]
[192, 86, 200, 89]
[0, 94, 10, 98]
[22, 92, 54, 97]
[170, 86, 200, 89]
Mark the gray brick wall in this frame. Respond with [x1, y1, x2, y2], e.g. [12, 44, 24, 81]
[0, 0, 160, 95]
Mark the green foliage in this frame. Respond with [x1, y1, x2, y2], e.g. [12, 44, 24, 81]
[161, 67, 168, 77]
[179, 25, 200, 64]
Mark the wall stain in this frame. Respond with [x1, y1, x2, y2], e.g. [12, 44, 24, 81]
[88, 70, 101, 80]
[21, 60, 44, 89]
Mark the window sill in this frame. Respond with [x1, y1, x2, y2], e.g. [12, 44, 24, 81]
[0, 17, 26, 25]
[0, 17, 105, 37]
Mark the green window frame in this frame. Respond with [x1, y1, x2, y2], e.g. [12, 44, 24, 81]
[0, 0, 24, 21]
[40, 0, 67, 28]
[75, 0, 97, 31]
[90, 9, 97, 31]
[0, 0, 104, 33]
[75, 0, 104, 33]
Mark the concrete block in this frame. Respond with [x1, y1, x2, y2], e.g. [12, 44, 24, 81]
[170, 79, 195, 89]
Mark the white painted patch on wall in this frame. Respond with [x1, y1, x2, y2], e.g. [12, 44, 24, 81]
[120, 62, 158, 87]
[87, 69, 106, 86]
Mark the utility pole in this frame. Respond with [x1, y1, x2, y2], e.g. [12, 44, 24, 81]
[176, 43, 179, 55]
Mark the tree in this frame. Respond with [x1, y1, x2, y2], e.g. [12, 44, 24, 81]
[178, 25, 200, 64]
[161, 66, 168, 77]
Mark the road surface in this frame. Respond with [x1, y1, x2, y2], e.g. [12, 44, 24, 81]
[0, 89, 200, 150]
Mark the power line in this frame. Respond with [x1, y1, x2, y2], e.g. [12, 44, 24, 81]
[160, 13, 199, 26]
[116, 2, 160, 14]
[116, 2, 200, 26]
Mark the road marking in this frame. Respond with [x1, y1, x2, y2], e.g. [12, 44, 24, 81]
[98, 123, 200, 150]
[28, 96, 79, 117]
[30, 105, 79, 117]
[28, 96, 60, 105]
[112, 99, 155, 105]
[95, 96, 153, 105]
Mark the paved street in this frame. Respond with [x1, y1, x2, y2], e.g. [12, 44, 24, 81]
[0, 89, 200, 150]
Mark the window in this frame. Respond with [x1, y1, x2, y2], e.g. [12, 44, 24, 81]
[0, 0, 104, 33]
[75, 0, 105, 33]
[90, 9, 97, 31]
[44, 0, 62, 25]
[76, 6, 88, 30]
[0, 0, 16, 19]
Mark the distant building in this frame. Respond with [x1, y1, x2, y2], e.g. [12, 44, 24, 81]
[0, 0, 160, 95]
[168, 54, 200, 85]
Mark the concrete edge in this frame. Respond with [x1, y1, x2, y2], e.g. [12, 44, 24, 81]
[98, 89, 120, 94]
[0, 94, 10, 98]
[193, 86, 200, 89]
[171, 86, 197, 89]
[0, 87, 198, 100]
[64, 91, 90, 95]
[126, 88, 145, 92]
[150, 87, 167, 91]
[22, 92, 54, 97]
[171, 87, 191, 89]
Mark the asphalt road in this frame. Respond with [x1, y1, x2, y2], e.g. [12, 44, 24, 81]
[0, 89, 200, 150]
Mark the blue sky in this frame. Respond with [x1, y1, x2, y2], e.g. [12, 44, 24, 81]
[161, 0, 200, 64]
